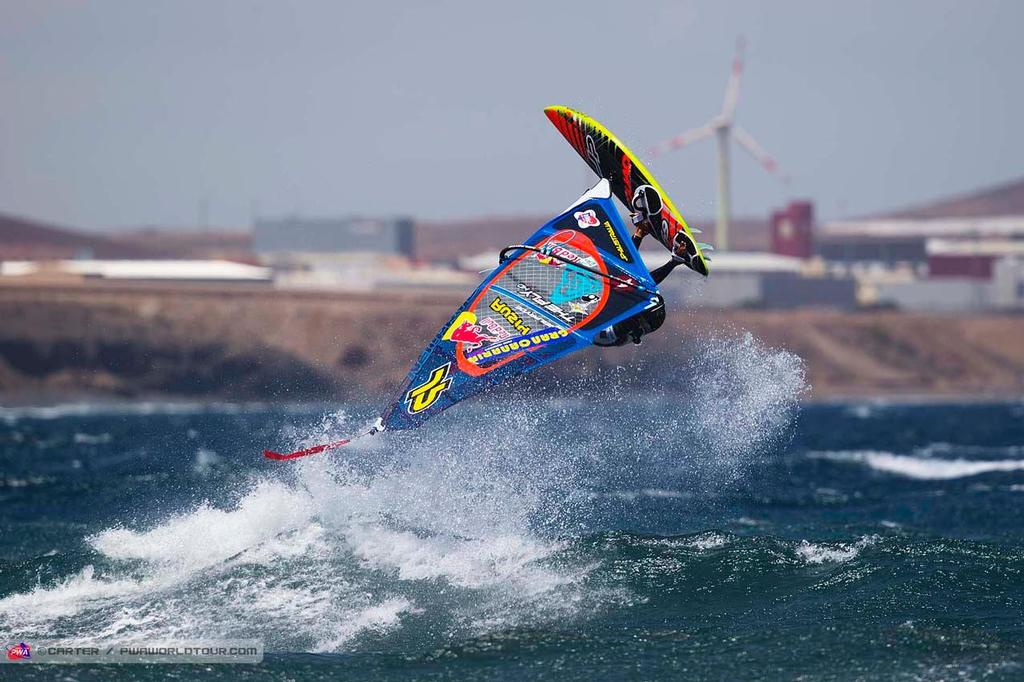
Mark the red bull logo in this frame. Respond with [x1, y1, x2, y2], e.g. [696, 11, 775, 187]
[443, 311, 500, 350]
[448, 320, 496, 350]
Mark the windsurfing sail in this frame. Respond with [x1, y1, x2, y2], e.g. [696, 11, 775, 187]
[264, 180, 661, 459]
[380, 180, 659, 431]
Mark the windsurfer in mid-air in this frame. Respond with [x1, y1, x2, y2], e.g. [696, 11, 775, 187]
[593, 185, 689, 347]
[264, 105, 711, 460]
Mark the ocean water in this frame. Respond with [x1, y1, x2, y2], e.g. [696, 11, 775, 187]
[1, 337, 1023, 680]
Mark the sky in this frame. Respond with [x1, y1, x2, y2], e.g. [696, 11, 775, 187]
[1, 0, 1021, 231]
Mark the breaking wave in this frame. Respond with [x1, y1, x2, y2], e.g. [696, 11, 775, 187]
[794, 536, 877, 564]
[811, 450, 1024, 480]
[0, 450, 607, 652]
[0, 332, 806, 652]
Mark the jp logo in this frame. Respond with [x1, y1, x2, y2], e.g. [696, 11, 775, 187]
[404, 362, 454, 414]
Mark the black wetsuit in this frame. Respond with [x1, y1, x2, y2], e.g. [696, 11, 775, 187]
[592, 231, 684, 347]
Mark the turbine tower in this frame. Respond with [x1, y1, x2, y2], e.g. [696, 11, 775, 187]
[650, 38, 788, 251]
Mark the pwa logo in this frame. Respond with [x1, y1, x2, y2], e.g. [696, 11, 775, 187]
[404, 362, 453, 414]
[6, 642, 31, 660]
[574, 209, 600, 228]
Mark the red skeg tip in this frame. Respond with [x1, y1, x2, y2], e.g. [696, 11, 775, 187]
[263, 438, 351, 460]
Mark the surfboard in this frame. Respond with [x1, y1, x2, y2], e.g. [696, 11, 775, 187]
[544, 105, 710, 277]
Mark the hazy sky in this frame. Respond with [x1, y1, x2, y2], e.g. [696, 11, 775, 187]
[2, 0, 1021, 231]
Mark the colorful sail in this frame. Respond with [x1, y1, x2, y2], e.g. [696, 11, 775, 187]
[379, 184, 660, 431]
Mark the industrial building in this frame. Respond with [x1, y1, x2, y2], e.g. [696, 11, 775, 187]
[253, 216, 414, 257]
[656, 251, 857, 311]
[817, 177, 1024, 268]
[810, 177, 1024, 311]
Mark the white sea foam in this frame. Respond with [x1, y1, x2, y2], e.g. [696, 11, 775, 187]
[684, 532, 729, 551]
[91, 482, 317, 568]
[74, 432, 112, 444]
[811, 450, 1024, 480]
[0, 565, 153, 624]
[312, 598, 418, 653]
[795, 536, 876, 564]
[0, 332, 807, 652]
[679, 332, 806, 481]
[0, 416, 600, 651]
[607, 488, 689, 501]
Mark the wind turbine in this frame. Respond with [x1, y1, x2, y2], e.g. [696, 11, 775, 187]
[650, 38, 788, 251]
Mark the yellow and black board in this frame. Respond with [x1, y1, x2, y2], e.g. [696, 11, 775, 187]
[545, 105, 709, 277]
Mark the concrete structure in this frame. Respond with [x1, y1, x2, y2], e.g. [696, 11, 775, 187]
[856, 250, 1023, 312]
[869, 277, 992, 313]
[813, 177, 1024, 312]
[820, 216, 1024, 268]
[253, 216, 414, 257]
[273, 252, 477, 293]
[991, 257, 1024, 309]
[818, 174, 1024, 269]
[652, 251, 856, 310]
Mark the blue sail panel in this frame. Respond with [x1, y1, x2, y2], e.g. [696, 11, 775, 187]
[380, 196, 658, 431]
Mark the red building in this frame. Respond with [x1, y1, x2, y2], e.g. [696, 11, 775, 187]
[770, 201, 814, 258]
[926, 239, 1024, 279]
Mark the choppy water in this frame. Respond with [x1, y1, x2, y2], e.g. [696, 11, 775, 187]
[1, 336, 1023, 680]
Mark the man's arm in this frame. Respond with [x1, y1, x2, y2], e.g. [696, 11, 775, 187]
[632, 210, 686, 285]
[649, 255, 685, 285]
[631, 225, 646, 249]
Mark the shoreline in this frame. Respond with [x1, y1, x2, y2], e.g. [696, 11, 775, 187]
[0, 391, 1020, 412]
[1, 283, 1023, 402]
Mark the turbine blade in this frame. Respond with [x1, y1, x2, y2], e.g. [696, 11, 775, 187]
[649, 123, 715, 157]
[721, 36, 746, 121]
[733, 125, 791, 185]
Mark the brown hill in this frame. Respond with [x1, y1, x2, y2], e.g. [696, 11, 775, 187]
[114, 227, 255, 261]
[879, 175, 1024, 219]
[0, 213, 159, 260]
[1, 284, 1020, 401]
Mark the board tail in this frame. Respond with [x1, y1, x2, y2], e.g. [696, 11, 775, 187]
[263, 438, 352, 460]
[263, 420, 384, 460]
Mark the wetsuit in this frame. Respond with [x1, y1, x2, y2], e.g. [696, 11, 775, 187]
[592, 195, 686, 347]
[591, 248, 683, 346]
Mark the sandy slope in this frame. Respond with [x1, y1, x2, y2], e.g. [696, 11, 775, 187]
[0, 282, 1020, 401]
